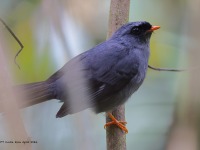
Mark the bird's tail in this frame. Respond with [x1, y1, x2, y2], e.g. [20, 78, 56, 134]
[15, 81, 56, 108]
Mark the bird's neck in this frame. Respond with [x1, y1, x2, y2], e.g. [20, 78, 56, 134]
[115, 37, 150, 58]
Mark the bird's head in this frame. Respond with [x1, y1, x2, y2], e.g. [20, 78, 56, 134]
[111, 21, 160, 44]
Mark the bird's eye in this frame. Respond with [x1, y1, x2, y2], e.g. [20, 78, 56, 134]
[131, 27, 140, 35]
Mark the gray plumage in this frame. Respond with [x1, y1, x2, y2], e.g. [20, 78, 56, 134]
[18, 21, 155, 118]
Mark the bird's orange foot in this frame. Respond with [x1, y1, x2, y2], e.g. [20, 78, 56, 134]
[104, 113, 128, 134]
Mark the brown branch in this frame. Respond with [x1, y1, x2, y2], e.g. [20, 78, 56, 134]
[148, 65, 185, 72]
[0, 18, 24, 69]
[106, 0, 130, 150]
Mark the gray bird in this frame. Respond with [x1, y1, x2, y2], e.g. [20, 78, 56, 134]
[16, 21, 160, 132]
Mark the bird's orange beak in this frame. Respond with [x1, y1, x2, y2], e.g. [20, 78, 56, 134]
[147, 26, 160, 32]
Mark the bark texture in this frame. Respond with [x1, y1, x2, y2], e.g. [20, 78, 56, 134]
[106, 0, 130, 150]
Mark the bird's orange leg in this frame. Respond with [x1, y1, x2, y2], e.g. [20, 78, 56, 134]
[104, 112, 128, 134]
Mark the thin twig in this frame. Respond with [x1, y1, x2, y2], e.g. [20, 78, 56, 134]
[0, 18, 24, 69]
[148, 65, 185, 72]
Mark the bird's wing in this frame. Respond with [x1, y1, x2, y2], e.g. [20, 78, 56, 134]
[52, 40, 141, 116]
[82, 41, 140, 102]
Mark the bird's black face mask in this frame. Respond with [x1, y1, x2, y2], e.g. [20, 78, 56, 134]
[112, 21, 160, 44]
[130, 22, 160, 43]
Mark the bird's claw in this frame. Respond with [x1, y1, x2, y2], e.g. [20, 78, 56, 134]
[104, 113, 128, 134]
